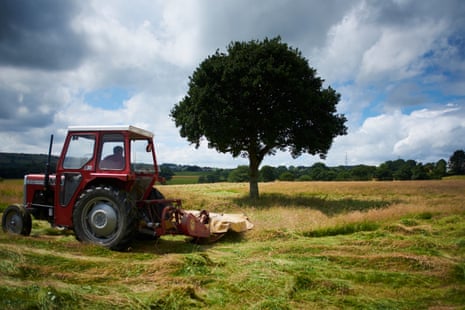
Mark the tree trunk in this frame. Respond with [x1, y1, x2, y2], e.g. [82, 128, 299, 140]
[248, 156, 260, 199]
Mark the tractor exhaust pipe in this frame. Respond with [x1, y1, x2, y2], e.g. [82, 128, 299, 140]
[44, 134, 54, 189]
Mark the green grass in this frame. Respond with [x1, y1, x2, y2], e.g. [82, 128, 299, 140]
[166, 171, 208, 185]
[303, 221, 380, 237]
[1, 180, 465, 309]
[167, 175, 200, 185]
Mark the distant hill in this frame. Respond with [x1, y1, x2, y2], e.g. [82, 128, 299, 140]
[0, 154, 214, 179]
[0, 153, 58, 179]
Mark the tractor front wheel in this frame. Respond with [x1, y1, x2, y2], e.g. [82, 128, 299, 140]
[2, 204, 32, 236]
[73, 186, 136, 250]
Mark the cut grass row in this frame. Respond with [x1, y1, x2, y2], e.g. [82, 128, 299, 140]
[1, 180, 464, 309]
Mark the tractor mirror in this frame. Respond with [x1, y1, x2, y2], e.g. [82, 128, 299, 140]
[146, 142, 153, 152]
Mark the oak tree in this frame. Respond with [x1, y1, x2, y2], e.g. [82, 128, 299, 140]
[171, 37, 347, 198]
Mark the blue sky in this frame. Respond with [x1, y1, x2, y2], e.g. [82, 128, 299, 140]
[1, 0, 464, 168]
[84, 87, 132, 110]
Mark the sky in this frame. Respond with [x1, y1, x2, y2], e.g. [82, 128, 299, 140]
[1, 0, 465, 168]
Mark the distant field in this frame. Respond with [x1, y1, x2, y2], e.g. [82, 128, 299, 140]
[443, 175, 465, 180]
[1, 180, 465, 309]
[0, 179, 23, 211]
[167, 171, 204, 185]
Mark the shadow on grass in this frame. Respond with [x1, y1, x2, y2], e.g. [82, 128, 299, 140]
[130, 237, 202, 254]
[129, 231, 247, 254]
[234, 193, 400, 216]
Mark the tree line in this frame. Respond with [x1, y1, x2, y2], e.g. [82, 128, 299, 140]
[2, 150, 464, 183]
[178, 150, 465, 183]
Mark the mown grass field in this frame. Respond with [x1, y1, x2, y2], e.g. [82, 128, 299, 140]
[1, 179, 465, 309]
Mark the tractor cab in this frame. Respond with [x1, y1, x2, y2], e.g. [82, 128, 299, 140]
[52, 125, 160, 227]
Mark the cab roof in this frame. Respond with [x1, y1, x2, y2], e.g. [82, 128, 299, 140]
[67, 125, 154, 138]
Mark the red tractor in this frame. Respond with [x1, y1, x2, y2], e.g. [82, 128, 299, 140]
[1, 126, 249, 250]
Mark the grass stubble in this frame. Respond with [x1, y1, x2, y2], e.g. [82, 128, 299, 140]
[0, 179, 464, 309]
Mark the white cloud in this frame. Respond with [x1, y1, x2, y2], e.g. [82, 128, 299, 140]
[393, 107, 465, 158]
[158, 1, 204, 67]
[358, 20, 448, 84]
[313, 1, 379, 83]
[74, 6, 163, 89]
[325, 105, 465, 166]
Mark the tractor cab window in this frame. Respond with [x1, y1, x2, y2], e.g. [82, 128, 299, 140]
[99, 134, 125, 170]
[63, 135, 96, 169]
[129, 139, 155, 199]
[130, 139, 155, 174]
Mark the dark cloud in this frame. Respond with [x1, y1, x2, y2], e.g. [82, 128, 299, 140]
[196, 0, 354, 54]
[0, 87, 55, 131]
[0, 0, 88, 70]
[368, 0, 465, 26]
[0, 90, 17, 119]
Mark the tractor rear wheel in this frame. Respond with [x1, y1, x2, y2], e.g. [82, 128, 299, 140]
[2, 204, 32, 236]
[73, 186, 136, 250]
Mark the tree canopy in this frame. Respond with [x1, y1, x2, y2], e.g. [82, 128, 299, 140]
[448, 150, 465, 175]
[171, 37, 347, 198]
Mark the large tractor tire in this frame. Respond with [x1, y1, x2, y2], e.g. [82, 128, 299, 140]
[2, 204, 32, 236]
[73, 186, 137, 250]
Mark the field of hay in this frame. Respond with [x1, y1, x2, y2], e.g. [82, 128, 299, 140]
[1, 179, 464, 309]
